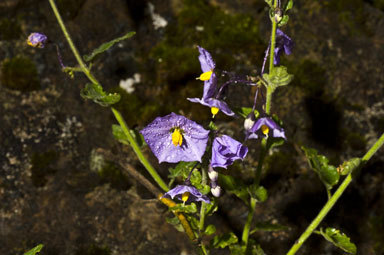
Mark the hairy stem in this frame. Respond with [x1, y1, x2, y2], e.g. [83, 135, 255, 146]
[287, 133, 384, 255]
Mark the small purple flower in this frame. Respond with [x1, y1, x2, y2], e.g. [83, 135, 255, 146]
[211, 135, 248, 169]
[27, 33, 48, 48]
[163, 184, 211, 204]
[140, 113, 209, 163]
[249, 117, 286, 139]
[189, 46, 234, 117]
[274, 29, 293, 65]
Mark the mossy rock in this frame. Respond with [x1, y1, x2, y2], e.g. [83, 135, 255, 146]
[0, 18, 22, 40]
[1, 56, 40, 91]
[30, 151, 58, 187]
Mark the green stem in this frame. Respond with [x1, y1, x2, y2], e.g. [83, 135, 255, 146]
[266, 0, 278, 114]
[112, 108, 169, 191]
[48, 0, 98, 85]
[241, 198, 257, 248]
[199, 167, 208, 254]
[287, 132, 384, 255]
[48, 0, 168, 192]
[241, 138, 267, 250]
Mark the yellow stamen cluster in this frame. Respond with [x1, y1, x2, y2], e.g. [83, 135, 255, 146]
[198, 70, 213, 81]
[261, 124, 270, 136]
[211, 107, 219, 117]
[172, 128, 183, 147]
[181, 192, 190, 202]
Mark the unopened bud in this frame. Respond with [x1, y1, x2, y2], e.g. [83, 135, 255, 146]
[244, 112, 256, 131]
[211, 185, 221, 197]
[208, 168, 218, 182]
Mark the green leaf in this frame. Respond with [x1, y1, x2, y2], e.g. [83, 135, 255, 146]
[24, 244, 44, 255]
[262, 66, 293, 92]
[302, 146, 340, 190]
[249, 185, 268, 202]
[168, 161, 196, 179]
[250, 221, 288, 233]
[112, 125, 145, 147]
[169, 203, 197, 214]
[80, 83, 120, 107]
[211, 232, 238, 249]
[208, 121, 218, 131]
[205, 200, 218, 216]
[264, 0, 273, 7]
[278, 15, 289, 27]
[219, 174, 249, 205]
[318, 227, 357, 254]
[165, 216, 185, 232]
[232, 107, 259, 119]
[83, 31, 136, 62]
[285, 0, 293, 11]
[204, 224, 216, 236]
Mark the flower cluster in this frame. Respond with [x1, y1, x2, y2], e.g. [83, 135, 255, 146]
[141, 46, 287, 204]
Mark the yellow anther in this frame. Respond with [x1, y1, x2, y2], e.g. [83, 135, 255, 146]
[171, 128, 183, 146]
[211, 107, 219, 117]
[198, 70, 213, 81]
[261, 124, 270, 136]
[181, 192, 190, 202]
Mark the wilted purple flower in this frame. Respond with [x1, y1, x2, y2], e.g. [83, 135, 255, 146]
[162, 184, 211, 204]
[140, 113, 209, 163]
[189, 46, 234, 117]
[27, 33, 48, 48]
[249, 117, 286, 139]
[274, 29, 293, 65]
[211, 135, 248, 168]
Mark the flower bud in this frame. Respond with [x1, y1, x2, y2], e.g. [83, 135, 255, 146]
[211, 185, 221, 197]
[244, 112, 256, 131]
[208, 165, 218, 182]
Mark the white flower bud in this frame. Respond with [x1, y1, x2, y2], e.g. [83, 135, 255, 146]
[208, 169, 218, 182]
[211, 185, 221, 197]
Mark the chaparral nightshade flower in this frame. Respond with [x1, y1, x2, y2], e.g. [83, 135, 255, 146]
[249, 117, 286, 139]
[162, 184, 211, 204]
[211, 135, 248, 169]
[274, 29, 293, 65]
[27, 33, 48, 48]
[188, 46, 234, 117]
[140, 113, 210, 163]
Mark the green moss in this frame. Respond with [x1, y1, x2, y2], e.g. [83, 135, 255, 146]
[323, 0, 370, 36]
[0, 18, 22, 40]
[30, 151, 58, 187]
[1, 56, 40, 91]
[98, 161, 131, 191]
[75, 244, 111, 255]
[110, 87, 160, 126]
[290, 59, 327, 96]
[345, 131, 367, 151]
[56, 0, 86, 20]
[150, 0, 263, 86]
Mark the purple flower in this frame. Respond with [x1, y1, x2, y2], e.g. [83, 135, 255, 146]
[162, 185, 211, 204]
[188, 46, 234, 117]
[274, 29, 293, 65]
[27, 33, 48, 48]
[249, 117, 286, 139]
[140, 113, 209, 163]
[211, 135, 248, 168]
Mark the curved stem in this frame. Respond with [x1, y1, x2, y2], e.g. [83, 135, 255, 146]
[287, 133, 384, 255]
[241, 198, 257, 248]
[48, 0, 168, 192]
[112, 108, 169, 191]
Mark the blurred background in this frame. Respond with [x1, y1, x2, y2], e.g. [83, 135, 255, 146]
[0, 0, 383, 254]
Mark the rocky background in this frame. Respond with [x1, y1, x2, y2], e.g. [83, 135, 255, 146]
[0, 0, 383, 254]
